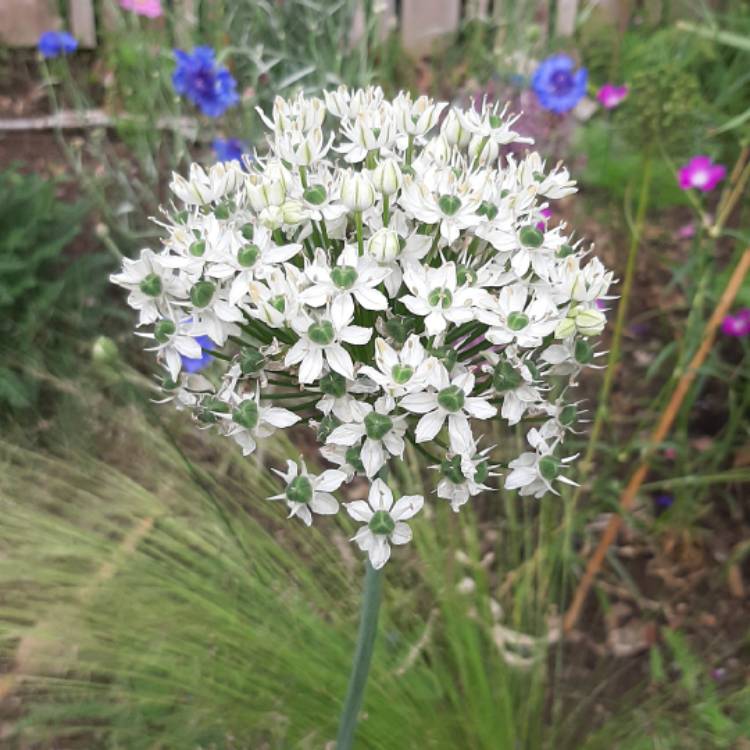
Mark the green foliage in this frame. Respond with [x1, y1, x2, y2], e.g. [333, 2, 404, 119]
[575, 121, 688, 210]
[0, 376, 556, 749]
[0, 168, 106, 412]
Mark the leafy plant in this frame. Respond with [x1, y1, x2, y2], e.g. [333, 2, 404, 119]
[0, 167, 106, 412]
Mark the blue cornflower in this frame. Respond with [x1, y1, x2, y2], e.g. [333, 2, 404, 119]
[213, 137, 248, 164]
[531, 54, 587, 114]
[38, 31, 78, 59]
[172, 46, 239, 118]
[180, 334, 215, 373]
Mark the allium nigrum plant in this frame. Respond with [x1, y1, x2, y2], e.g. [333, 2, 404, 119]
[111, 85, 613, 747]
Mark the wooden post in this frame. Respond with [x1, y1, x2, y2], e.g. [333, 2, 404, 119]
[0, 0, 59, 46]
[555, 0, 578, 37]
[69, 0, 97, 48]
[401, 0, 461, 55]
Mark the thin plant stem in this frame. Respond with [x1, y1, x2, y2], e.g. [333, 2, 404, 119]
[563, 248, 750, 633]
[336, 561, 384, 750]
[573, 151, 654, 503]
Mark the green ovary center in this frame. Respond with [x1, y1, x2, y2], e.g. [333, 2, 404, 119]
[308, 320, 335, 345]
[286, 475, 313, 504]
[437, 385, 465, 413]
[368, 510, 395, 535]
[364, 411, 393, 440]
[427, 287, 453, 309]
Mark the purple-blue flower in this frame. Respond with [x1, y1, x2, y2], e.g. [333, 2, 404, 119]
[172, 47, 238, 118]
[38, 31, 78, 59]
[532, 54, 587, 114]
[213, 137, 247, 164]
[180, 334, 215, 373]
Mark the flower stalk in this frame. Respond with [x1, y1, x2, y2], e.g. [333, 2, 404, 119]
[336, 562, 384, 750]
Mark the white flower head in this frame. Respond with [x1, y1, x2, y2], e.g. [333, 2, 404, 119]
[269, 459, 346, 526]
[346, 479, 423, 569]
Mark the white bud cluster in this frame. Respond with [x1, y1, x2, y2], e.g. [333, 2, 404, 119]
[112, 86, 613, 569]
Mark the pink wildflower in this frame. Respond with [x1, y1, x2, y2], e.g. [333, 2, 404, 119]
[120, 0, 162, 18]
[721, 309, 750, 337]
[596, 84, 628, 109]
[678, 156, 726, 193]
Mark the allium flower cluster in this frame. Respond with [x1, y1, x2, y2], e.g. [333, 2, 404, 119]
[112, 87, 613, 568]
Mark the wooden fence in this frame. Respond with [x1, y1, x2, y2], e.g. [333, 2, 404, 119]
[0, 0, 599, 52]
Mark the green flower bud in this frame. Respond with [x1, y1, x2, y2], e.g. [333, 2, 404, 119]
[437, 385, 465, 413]
[139, 273, 162, 297]
[154, 319, 176, 343]
[427, 288, 453, 309]
[368, 509, 395, 535]
[559, 404, 577, 427]
[493, 361, 522, 391]
[190, 280, 215, 308]
[574, 339, 594, 364]
[303, 184, 327, 205]
[385, 315, 418, 345]
[345, 445, 365, 473]
[238, 244, 260, 268]
[286, 475, 313, 504]
[364, 411, 393, 440]
[331, 265, 358, 290]
[233, 400, 259, 430]
[575, 309, 606, 337]
[441, 455, 465, 484]
[319, 371, 347, 398]
[391, 364, 414, 385]
[508, 312, 529, 331]
[438, 194, 462, 216]
[308, 320, 335, 346]
[539, 456, 560, 482]
[189, 240, 206, 257]
[240, 348, 265, 374]
[555, 317, 577, 340]
[519, 226, 544, 248]
[91, 335, 118, 366]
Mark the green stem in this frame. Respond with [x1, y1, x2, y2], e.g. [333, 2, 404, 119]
[382, 194, 390, 226]
[336, 562, 383, 750]
[355, 211, 364, 255]
[572, 151, 654, 503]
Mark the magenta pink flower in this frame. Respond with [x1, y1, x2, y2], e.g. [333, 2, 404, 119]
[596, 84, 628, 109]
[536, 207, 552, 231]
[678, 156, 726, 192]
[721, 309, 750, 337]
[120, 0, 162, 17]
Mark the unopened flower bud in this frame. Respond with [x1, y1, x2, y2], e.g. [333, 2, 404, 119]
[468, 134, 499, 166]
[441, 109, 471, 147]
[246, 174, 286, 212]
[281, 200, 307, 225]
[92, 335, 118, 366]
[259, 205, 284, 229]
[367, 228, 400, 262]
[423, 135, 452, 165]
[371, 158, 402, 195]
[340, 172, 375, 212]
[575, 308, 606, 337]
[554, 317, 577, 339]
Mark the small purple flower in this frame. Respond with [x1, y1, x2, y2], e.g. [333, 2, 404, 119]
[172, 46, 238, 118]
[655, 494, 674, 512]
[721, 309, 750, 338]
[536, 207, 552, 231]
[38, 31, 78, 59]
[180, 334, 215, 373]
[213, 137, 247, 164]
[531, 54, 588, 114]
[596, 83, 628, 109]
[678, 156, 726, 193]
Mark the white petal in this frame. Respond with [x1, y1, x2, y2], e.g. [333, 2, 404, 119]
[347, 501, 374, 523]
[399, 392, 438, 414]
[368, 536, 391, 569]
[361, 439, 385, 478]
[325, 344, 355, 380]
[340, 325, 372, 345]
[415, 409, 446, 443]
[448, 413, 473, 453]
[368, 478, 394, 511]
[311, 492, 339, 515]
[327, 422, 364, 446]
[299, 347, 324, 383]
[331, 293, 354, 328]
[314, 469, 347, 492]
[390, 495, 424, 521]
[464, 397, 497, 419]
[353, 286, 388, 310]
[263, 407, 301, 428]
[390, 522, 412, 545]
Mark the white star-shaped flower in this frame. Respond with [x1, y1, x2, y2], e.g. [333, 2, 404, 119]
[345, 479, 423, 569]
